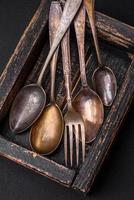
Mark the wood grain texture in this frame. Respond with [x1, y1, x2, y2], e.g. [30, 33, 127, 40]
[0, 0, 134, 193]
[0, 135, 75, 186]
[88, 11, 134, 51]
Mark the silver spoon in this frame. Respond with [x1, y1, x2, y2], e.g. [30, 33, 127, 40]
[73, 5, 104, 143]
[84, 0, 117, 106]
[9, 0, 83, 133]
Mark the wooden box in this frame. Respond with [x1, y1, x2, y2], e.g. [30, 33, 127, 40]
[0, 0, 134, 194]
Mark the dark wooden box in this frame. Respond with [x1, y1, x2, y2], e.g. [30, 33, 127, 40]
[0, 0, 134, 194]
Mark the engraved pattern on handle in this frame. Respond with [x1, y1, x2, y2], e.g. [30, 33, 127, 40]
[49, 2, 62, 102]
[61, 30, 72, 109]
[37, 0, 83, 86]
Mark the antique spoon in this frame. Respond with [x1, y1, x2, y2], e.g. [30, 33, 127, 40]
[84, 0, 117, 107]
[30, 2, 64, 155]
[9, 0, 82, 133]
[73, 5, 104, 143]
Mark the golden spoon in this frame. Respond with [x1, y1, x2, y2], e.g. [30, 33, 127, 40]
[30, 2, 64, 155]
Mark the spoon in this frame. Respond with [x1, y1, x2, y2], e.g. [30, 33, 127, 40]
[73, 5, 104, 143]
[9, 0, 82, 133]
[84, 0, 117, 106]
[30, 2, 64, 155]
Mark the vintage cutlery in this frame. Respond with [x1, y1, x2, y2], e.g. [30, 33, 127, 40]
[61, 28, 85, 167]
[30, 2, 64, 155]
[9, 0, 83, 133]
[84, 0, 117, 106]
[73, 5, 104, 143]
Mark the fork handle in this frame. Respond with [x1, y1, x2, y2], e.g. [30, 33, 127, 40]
[61, 30, 72, 109]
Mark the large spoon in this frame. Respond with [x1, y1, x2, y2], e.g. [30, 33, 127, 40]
[73, 5, 104, 143]
[9, 0, 82, 133]
[84, 0, 117, 106]
[30, 2, 64, 155]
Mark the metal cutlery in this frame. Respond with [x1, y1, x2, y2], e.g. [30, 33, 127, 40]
[61, 28, 86, 167]
[9, 0, 83, 133]
[73, 4, 104, 143]
[84, 0, 117, 106]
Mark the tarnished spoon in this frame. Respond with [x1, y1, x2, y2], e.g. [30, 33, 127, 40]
[9, 0, 82, 133]
[73, 5, 104, 143]
[84, 0, 117, 106]
[30, 2, 64, 155]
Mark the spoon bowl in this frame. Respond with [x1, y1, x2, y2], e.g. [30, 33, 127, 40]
[92, 66, 117, 106]
[73, 87, 104, 143]
[30, 103, 64, 155]
[9, 84, 46, 133]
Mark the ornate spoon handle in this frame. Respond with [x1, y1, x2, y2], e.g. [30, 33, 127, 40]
[37, 0, 83, 85]
[61, 30, 72, 109]
[49, 2, 62, 102]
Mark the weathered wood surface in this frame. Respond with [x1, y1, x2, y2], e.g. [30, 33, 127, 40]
[0, 135, 75, 186]
[0, 0, 134, 193]
[72, 60, 134, 193]
[88, 11, 134, 51]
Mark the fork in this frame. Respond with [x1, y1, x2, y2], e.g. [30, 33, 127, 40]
[61, 29, 86, 167]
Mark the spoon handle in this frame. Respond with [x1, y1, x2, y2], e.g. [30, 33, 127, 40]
[61, 30, 72, 109]
[49, 2, 62, 102]
[74, 4, 88, 88]
[84, 0, 102, 66]
[37, 0, 82, 86]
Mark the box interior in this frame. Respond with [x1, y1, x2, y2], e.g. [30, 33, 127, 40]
[0, 22, 131, 170]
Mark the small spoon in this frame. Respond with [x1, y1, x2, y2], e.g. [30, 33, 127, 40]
[84, 0, 117, 106]
[73, 5, 104, 143]
[30, 2, 64, 155]
[9, 0, 82, 133]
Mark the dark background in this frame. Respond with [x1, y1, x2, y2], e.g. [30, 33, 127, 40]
[0, 0, 134, 199]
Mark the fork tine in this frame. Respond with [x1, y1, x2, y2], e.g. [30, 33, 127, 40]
[74, 125, 79, 167]
[69, 125, 73, 167]
[80, 124, 86, 163]
[64, 126, 68, 166]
